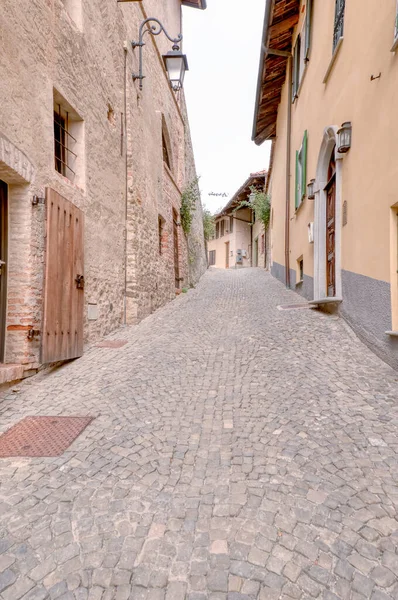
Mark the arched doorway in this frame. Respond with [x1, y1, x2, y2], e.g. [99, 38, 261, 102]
[313, 127, 343, 301]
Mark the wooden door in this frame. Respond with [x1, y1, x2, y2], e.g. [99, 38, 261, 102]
[0, 181, 8, 363]
[42, 188, 84, 363]
[325, 151, 336, 297]
[225, 242, 229, 268]
[173, 209, 180, 288]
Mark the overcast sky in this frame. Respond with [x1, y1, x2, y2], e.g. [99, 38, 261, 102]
[182, 0, 272, 214]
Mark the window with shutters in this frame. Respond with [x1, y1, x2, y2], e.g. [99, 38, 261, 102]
[220, 220, 225, 237]
[230, 215, 234, 234]
[53, 90, 84, 187]
[209, 250, 216, 266]
[392, 0, 398, 51]
[295, 131, 308, 210]
[333, 0, 345, 53]
[216, 221, 220, 239]
[292, 1, 312, 101]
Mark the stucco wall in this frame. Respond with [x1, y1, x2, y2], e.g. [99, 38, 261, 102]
[267, 0, 398, 366]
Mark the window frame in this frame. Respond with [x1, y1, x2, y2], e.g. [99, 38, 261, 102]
[333, 0, 345, 53]
[216, 221, 220, 239]
[229, 215, 234, 234]
[295, 130, 308, 210]
[220, 220, 225, 237]
[209, 250, 216, 266]
[392, 0, 398, 51]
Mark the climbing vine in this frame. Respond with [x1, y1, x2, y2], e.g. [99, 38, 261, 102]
[234, 186, 271, 230]
[202, 206, 215, 241]
[180, 177, 200, 235]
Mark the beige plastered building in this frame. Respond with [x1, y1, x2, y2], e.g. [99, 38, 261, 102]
[207, 171, 269, 269]
[253, 0, 398, 368]
[0, 0, 207, 382]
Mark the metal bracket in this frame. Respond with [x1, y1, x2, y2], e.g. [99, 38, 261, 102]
[32, 195, 45, 206]
[27, 329, 40, 341]
[75, 274, 85, 289]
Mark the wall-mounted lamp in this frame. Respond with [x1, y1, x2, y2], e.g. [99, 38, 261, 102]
[337, 121, 352, 153]
[307, 179, 315, 200]
[132, 18, 188, 92]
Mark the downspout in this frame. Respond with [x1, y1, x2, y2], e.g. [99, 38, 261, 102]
[123, 43, 128, 325]
[285, 56, 292, 288]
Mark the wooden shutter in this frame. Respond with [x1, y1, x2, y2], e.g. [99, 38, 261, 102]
[292, 40, 299, 99]
[295, 150, 300, 209]
[301, 130, 308, 202]
[304, 0, 312, 60]
[42, 188, 84, 363]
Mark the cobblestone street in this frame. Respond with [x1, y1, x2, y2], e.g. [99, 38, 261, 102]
[1, 268, 398, 600]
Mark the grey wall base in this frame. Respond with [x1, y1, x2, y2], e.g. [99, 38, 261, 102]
[340, 270, 398, 370]
[271, 262, 398, 370]
[271, 261, 313, 300]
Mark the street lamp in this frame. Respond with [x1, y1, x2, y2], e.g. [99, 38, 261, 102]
[132, 18, 188, 92]
[307, 178, 315, 199]
[337, 121, 352, 153]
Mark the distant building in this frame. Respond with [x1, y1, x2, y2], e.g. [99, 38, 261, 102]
[0, 0, 206, 381]
[207, 171, 267, 269]
[253, 0, 398, 368]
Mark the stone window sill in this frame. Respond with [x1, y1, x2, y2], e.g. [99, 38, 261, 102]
[385, 330, 398, 336]
[309, 297, 342, 306]
[323, 37, 344, 84]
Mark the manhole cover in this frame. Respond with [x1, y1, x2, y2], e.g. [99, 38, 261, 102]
[96, 340, 128, 348]
[0, 416, 94, 458]
[277, 304, 311, 311]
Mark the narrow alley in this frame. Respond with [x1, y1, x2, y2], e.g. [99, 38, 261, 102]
[1, 269, 398, 600]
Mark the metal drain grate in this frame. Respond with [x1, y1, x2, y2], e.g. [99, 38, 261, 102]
[96, 340, 128, 348]
[0, 416, 94, 458]
[277, 304, 311, 311]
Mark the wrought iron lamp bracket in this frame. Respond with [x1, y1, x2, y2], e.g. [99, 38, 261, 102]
[131, 17, 183, 90]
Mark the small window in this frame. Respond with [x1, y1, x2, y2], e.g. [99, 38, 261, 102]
[230, 215, 234, 233]
[61, 0, 82, 29]
[333, 0, 345, 53]
[261, 234, 265, 254]
[162, 131, 171, 169]
[295, 130, 308, 209]
[216, 221, 220, 239]
[220, 220, 225, 237]
[298, 257, 304, 282]
[53, 90, 84, 186]
[158, 215, 165, 255]
[392, 0, 398, 51]
[209, 250, 216, 266]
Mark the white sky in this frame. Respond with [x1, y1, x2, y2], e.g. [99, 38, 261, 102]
[182, 0, 272, 214]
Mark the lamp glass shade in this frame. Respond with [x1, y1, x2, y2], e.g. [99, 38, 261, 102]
[163, 51, 189, 91]
[337, 121, 352, 153]
[307, 179, 315, 199]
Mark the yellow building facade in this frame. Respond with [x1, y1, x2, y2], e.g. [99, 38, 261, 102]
[253, 0, 398, 368]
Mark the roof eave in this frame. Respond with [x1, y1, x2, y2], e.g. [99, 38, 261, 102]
[181, 0, 207, 9]
[252, 0, 273, 145]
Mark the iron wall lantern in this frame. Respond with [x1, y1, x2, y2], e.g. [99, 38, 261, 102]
[132, 18, 188, 92]
[307, 178, 315, 199]
[337, 121, 352, 153]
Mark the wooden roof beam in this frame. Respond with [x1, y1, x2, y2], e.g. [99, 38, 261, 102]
[269, 14, 299, 37]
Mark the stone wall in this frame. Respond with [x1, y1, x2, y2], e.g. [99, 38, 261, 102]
[0, 0, 205, 372]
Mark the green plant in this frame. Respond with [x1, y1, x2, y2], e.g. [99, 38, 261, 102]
[180, 177, 200, 235]
[202, 206, 215, 241]
[234, 186, 271, 230]
[181, 287, 188, 293]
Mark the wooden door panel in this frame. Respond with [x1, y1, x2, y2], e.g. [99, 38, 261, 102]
[326, 177, 336, 297]
[42, 188, 84, 363]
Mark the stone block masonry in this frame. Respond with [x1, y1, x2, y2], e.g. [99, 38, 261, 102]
[0, 0, 206, 374]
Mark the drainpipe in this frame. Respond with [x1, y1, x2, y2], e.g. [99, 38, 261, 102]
[285, 56, 292, 288]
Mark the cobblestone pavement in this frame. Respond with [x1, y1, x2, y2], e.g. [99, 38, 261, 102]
[1, 268, 398, 600]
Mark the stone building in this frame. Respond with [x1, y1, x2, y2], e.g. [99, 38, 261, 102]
[0, 0, 207, 382]
[252, 0, 398, 368]
[207, 171, 268, 269]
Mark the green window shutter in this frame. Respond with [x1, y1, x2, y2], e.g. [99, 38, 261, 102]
[292, 40, 298, 99]
[301, 130, 308, 201]
[304, 0, 312, 60]
[295, 150, 300, 209]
